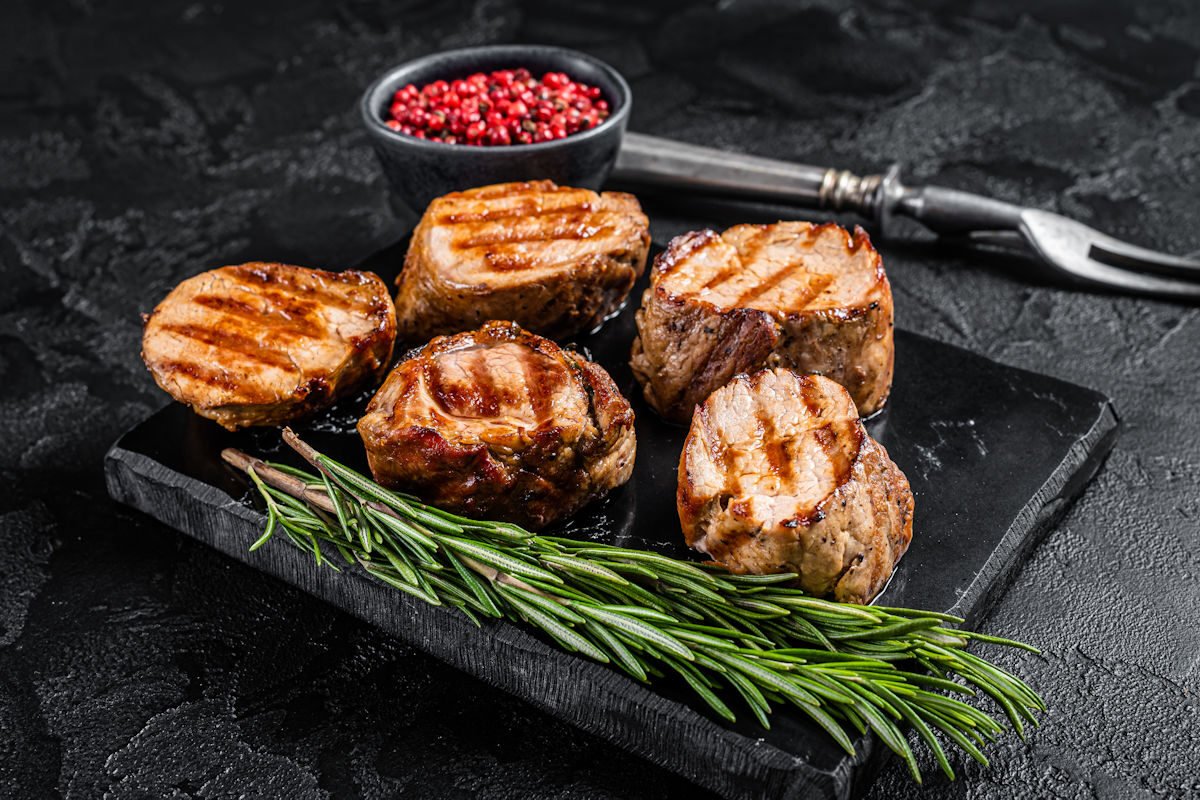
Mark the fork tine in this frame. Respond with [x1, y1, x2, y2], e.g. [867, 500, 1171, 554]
[965, 227, 1200, 299]
[1071, 261, 1200, 298]
[1087, 235, 1200, 279]
[1016, 211, 1200, 299]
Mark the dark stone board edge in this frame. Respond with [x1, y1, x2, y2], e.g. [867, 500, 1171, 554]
[103, 443, 879, 800]
[102, 359, 1120, 800]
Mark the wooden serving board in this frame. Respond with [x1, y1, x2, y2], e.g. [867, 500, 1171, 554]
[105, 238, 1118, 799]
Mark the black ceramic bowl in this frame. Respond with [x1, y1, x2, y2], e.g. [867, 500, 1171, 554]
[361, 45, 631, 216]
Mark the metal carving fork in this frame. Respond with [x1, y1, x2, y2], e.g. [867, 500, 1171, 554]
[613, 133, 1200, 299]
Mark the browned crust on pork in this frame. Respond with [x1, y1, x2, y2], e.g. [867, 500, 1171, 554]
[677, 369, 913, 604]
[395, 181, 651, 341]
[357, 320, 636, 529]
[141, 262, 396, 430]
[631, 222, 894, 423]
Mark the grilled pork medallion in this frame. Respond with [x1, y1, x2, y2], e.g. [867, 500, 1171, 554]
[357, 321, 636, 529]
[678, 369, 913, 604]
[631, 222, 894, 423]
[395, 181, 651, 341]
[141, 263, 396, 431]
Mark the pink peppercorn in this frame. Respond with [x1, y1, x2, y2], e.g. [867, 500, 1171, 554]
[385, 68, 610, 145]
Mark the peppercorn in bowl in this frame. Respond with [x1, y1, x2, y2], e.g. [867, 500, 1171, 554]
[362, 45, 631, 215]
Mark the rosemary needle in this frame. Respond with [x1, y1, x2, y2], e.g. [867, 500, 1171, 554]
[224, 435, 1045, 785]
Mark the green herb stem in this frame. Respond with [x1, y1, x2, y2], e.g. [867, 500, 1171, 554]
[222, 433, 1044, 785]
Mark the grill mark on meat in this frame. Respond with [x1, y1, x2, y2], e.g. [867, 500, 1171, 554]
[229, 264, 301, 290]
[797, 376, 823, 418]
[483, 253, 539, 272]
[227, 273, 367, 314]
[189, 295, 324, 338]
[518, 351, 554, 425]
[731, 260, 801, 306]
[308, 288, 373, 313]
[251, 290, 322, 318]
[425, 349, 501, 418]
[452, 219, 612, 250]
[811, 424, 840, 478]
[697, 262, 739, 292]
[758, 405, 792, 481]
[812, 423, 860, 486]
[480, 247, 608, 273]
[230, 263, 384, 303]
[439, 201, 593, 226]
[156, 359, 239, 391]
[800, 272, 836, 304]
[157, 323, 296, 371]
[423, 357, 456, 418]
[396, 369, 423, 421]
[735, 266, 837, 311]
[463, 349, 501, 417]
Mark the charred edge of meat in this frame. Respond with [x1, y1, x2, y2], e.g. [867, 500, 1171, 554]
[358, 321, 635, 529]
[394, 182, 651, 342]
[141, 263, 397, 430]
[677, 370, 912, 604]
[632, 222, 895, 422]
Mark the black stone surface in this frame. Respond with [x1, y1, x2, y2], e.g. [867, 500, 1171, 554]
[3, 1, 1200, 798]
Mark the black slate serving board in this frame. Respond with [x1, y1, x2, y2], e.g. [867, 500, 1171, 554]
[105, 237, 1118, 800]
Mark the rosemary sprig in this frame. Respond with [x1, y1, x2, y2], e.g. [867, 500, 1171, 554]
[223, 429, 1044, 784]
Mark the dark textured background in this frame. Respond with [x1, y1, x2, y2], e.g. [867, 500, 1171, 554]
[2, 1, 1199, 798]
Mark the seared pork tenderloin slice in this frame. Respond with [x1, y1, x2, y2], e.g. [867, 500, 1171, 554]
[631, 222, 894, 423]
[357, 320, 636, 529]
[396, 181, 651, 341]
[678, 369, 913, 604]
[141, 262, 396, 430]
